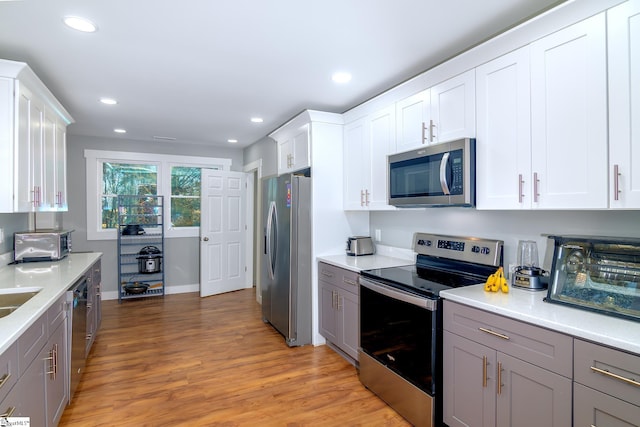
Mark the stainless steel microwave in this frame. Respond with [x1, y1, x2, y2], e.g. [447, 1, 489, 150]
[14, 230, 73, 262]
[388, 138, 476, 207]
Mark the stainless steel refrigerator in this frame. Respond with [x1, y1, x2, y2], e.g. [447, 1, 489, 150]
[261, 173, 312, 346]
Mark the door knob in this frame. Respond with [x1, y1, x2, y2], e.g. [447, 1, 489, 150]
[203, 237, 209, 241]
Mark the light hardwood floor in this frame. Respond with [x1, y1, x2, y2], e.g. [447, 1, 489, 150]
[59, 289, 410, 426]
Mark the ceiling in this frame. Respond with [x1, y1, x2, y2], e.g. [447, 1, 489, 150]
[0, 0, 564, 149]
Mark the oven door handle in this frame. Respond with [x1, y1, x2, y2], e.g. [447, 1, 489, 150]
[359, 277, 438, 311]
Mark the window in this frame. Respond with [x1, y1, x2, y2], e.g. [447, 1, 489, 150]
[85, 150, 231, 240]
[170, 166, 200, 227]
[102, 162, 158, 229]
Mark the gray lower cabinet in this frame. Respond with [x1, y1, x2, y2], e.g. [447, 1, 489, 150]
[318, 262, 359, 363]
[443, 300, 572, 427]
[0, 293, 68, 426]
[573, 339, 640, 426]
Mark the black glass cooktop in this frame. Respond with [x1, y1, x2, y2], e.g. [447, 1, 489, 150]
[361, 256, 494, 298]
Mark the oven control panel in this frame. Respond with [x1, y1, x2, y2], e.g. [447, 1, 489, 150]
[413, 233, 503, 267]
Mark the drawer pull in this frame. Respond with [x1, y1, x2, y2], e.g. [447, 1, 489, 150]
[343, 279, 357, 287]
[321, 271, 334, 278]
[0, 373, 10, 389]
[590, 366, 640, 387]
[1, 406, 16, 417]
[479, 327, 510, 340]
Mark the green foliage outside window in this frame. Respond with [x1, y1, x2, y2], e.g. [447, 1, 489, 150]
[171, 167, 201, 227]
[101, 163, 157, 229]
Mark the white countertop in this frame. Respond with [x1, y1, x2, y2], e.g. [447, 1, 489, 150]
[0, 252, 102, 354]
[317, 253, 414, 273]
[441, 284, 640, 356]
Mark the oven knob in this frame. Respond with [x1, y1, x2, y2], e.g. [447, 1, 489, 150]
[481, 247, 491, 255]
[472, 245, 480, 253]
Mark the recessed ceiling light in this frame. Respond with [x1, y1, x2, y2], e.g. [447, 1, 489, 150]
[228, 139, 238, 144]
[63, 16, 98, 33]
[114, 128, 126, 134]
[332, 72, 352, 83]
[100, 98, 117, 105]
[250, 117, 264, 123]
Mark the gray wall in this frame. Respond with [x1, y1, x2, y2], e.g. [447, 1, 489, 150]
[370, 209, 640, 271]
[62, 134, 244, 297]
[0, 213, 29, 254]
[243, 136, 277, 178]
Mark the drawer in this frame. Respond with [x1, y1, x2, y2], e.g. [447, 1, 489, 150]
[48, 293, 68, 331]
[0, 342, 18, 403]
[574, 382, 640, 427]
[17, 314, 47, 375]
[574, 339, 640, 406]
[443, 300, 573, 377]
[318, 262, 359, 294]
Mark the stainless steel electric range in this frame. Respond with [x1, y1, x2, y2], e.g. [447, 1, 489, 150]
[359, 232, 503, 427]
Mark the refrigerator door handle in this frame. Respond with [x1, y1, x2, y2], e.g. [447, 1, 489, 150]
[266, 201, 278, 280]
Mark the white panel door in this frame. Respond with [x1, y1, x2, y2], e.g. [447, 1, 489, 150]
[530, 13, 608, 209]
[200, 169, 248, 297]
[476, 47, 531, 209]
[609, 0, 640, 208]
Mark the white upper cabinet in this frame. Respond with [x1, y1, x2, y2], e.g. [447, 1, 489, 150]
[343, 106, 396, 210]
[275, 124, 310, 176]
[608, 0, 640, 208]
[395, 89, 430, 153]
[530, 13, 608, 209]
[0, 59, 73, 213]
[430, 69, 476, 144]
[476, 47, 531, 209]
[395, 70, 475, 153]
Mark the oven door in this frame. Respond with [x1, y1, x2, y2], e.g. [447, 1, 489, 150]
[359, 277, 440, 395]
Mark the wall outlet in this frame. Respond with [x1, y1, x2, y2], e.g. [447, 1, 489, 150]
[508, 263, 517, 279]
[0, 228, 4, 245]
[374, 229, 382, 242]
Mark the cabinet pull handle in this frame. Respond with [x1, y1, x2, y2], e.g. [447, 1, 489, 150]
[429, 119, 436, 142]
[321, 271, 334, 278]
[332, 291, 337, 309]
[478, 327, 510, 340]
[482, 355, 488, 388]
[337, 294, 342, 311]
[0, 406, 16, 418]
[533, 172, 540, 203]
[0, 373, 11, 389]
[360, 190, 365, 207]
[365, 189, 370, 206]
[497, 362, 504, 395]
[343, 279, 357, 287]
[613, 164, 621, 201]
[421, 122, 427, 144]
[590, 366, 640, 388]
[518, 174, 524, 204]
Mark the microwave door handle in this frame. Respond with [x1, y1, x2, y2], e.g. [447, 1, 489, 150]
[439, 152, 451, 195]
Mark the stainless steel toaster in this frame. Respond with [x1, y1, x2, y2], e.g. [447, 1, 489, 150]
[346, 236, 375, 256]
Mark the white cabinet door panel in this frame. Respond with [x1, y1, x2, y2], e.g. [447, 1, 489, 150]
[609, 0, 640, 208]
[530, 13, 608, 209]
[431, 69, 476, 143]
[476, 47, 531, 209]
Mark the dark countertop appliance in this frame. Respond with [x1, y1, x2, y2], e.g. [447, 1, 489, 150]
[545, 235, 640, 322]
[359, 232, 503, 427]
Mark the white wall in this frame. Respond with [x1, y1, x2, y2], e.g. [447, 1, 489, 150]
[370, 209, 640, 270]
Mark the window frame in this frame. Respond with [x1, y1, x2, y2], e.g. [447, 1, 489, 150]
[85, 149, 231, 240]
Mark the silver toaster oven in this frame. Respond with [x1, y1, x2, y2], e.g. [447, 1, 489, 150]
[14, 230, 73, 262]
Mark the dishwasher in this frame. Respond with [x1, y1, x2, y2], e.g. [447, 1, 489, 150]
[67, 275, 88, 400]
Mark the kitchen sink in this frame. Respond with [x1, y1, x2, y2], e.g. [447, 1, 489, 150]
[0, 290, 40, 318]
